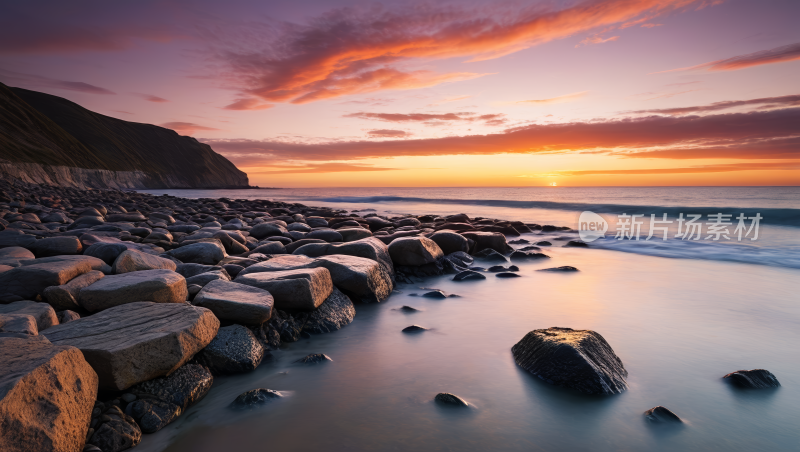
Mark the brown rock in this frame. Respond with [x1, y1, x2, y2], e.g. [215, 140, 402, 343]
[111, 250, 177, 274]
[43, 270, 105, 311]
[78, 269, 188, 312]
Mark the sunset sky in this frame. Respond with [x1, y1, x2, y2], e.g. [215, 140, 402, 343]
[2, 0, 799, 187]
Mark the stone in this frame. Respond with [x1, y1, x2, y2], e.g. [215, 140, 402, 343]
[388, 236, 444, 267]
[453, 270, 486, 281]
[222, 264, 244, 278]
[442, 251, 473, 273]
[536, 241, 552, 246]
[193, 280, 274, 325]
[400, 305, 419, 312]
[43, 270, 106, 310]
[0, 301, 59, 331]
[302, 286, 355, 334]
[43, 302, 219, 390]
[231, 389, 283, 408]
[644, 406, 682, 423]
[295, 353, 332, 364]
[235, 268, 333, 311]
[496, 272, 521, 278]
[510, 250, 550, 261]
[434, 393, 469, 407]
[0, 337, 98, 452]
[250, 241, 286, 255]
[20, 255, 111, 274]
[538, 266, 579, 272]
[339, 228, 373, 242]
[28, 236, 83, 257]
[564, 240, 589, 247]
[511, 327, 628, 395]
[0, 258, 93, 300]
[126, 364, 213, 433]
[250, 223, 288, 241]
[89, 406, 141, 452]
[0, 246, 34, 266]
[213, 231, 248, 255]
[473, 248, 508, 263]
[0, 314, 38, 335]
[184, 269, 231, 287]
[175, 263, 219, 278]
[306, 229, 343, 242]
[284, 238, 326, 254]
[58, 310, 80, 323]
[166, 242, 226, 265]
[428, 231, 470, 254]
[195, 325, 265, 375]
[292, 237, 395, 279]
[402, 325, 428, 332]
[462, 231, 513, 254]
[0, 230, 37, 249]
[78, 269, 187, 312]
[422, 290, 447, 299]
[112, 250, 177, 274]
[723, 369, 780, 388]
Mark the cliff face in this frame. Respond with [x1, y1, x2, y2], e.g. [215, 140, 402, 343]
[0, 83, 249, 189]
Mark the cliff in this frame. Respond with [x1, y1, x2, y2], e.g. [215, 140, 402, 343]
[0, 83, 249, 189]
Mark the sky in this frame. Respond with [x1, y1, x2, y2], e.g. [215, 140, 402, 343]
[1, 0, 799, 187]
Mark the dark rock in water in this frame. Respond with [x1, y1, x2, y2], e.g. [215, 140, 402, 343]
[231, 389, 283, 408]
[496, 272, 521, 278]
[400, 305, 420, 312]
[538, 266, 579, 272]
[402, 325, 428, 333]
[508, 239, 529, 244]
[295, 353, 332, 364]
[422, 290, 447, 299]
[535, 241, 551, 246]
[194, 324, 265, 375]
[508, 265, 519, 271]
[510, 250, 550, 261]
[434, 392, 469, 407]
[644, 406, 682, 423]
[564, 240, 588, 247]
[453, 270, 486, 281]
[89, 405, 142, 452]
[519, 245, 541, 252]
[126, 364, 213, 433]
[487, 265, 506, 272]
[723, 369, 780, 388]
[441, 251, 473, 273]
[472, 248, 507, 263]
[302, 286, 355, 334]
[511, 327, 628, 395]
[468, 266, 485, 271]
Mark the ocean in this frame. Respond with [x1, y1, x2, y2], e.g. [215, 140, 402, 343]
[135, 186, 800, 452]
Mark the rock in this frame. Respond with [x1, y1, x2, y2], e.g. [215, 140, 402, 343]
[175, 263, 219, 278]
[249, 223, 286, 240]
[193, 280, 274, 324]
[453, 270, 486, 281]
[184, 269, 230, 287]
[496, 272, 521, 278]
[462, 231, 513, 254]
[388, 236, 444, 267]
[564, 240, 588, 247]
[536, 241, 552, 246]
[723, 369, 780, 388]
[43, 270, 105, 310]
[511, 327, 628, 395]
[231, 389, 283, 408]
[428, 231, 470, 254]
[212, 231, 249, 255]
[166, 242, 226, 265]
[112, 250, 177, 274]
[0, 301, 59, 331]
[126, 364, 213, 433]
[43, 302, 219, 390]
[644, 406, 682, 423]
[29, 236, 83, 257]
[487, 265, 510, 272]
[400, 305, 419, 312]
[293, 237, 395, 280]
[302, 286, 355, 334]
[307, 229, 343, 242]
[0, 314, 38, 335]
[510, 250, 550, 261]
[402, 325, 427, 332]
[538, 266, 579, 272]
[106, 213, 147, 223]
[295, 353, 332, 364]
[89, 406, 141, 452]
[20, 255, 111, 275]
[235, 268, 333, 311]
[78, 269, 187, 312]
[0, 336, 98, 452]
[422, 290, 447, 299]
[0, 258, 93, 300]
[58, 310, 80, 323]
[509, 239, 529, 244]
[472, 248, 508, 263]
[519, 245, 541, 252]
[0, 230, 37, 249]
[194, 325, 265, 375]
[250, 241, 286, 255]
[222, 264, 244, 278]
[0, 246, 34, 266]
[284, 238, 326, 254]
[339, 228, 373, 242]
[434, 393, 469, 407]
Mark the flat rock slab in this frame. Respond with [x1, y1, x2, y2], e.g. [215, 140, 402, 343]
[194, 325, 265, 375]
[723, 369, 780, 388]
[43, 302, 219, 391]
[0, 301, 58, 331]
[0, 258, 93, 300]
[193, 280, 274, 325]
[29, 236, 83, 258]
[112, 250, 177, 274]
[0, 314, 38, 336]
[388, 236, 444, 267]
[292, 237, 395, 280]
[20, 255, 111, 274]
[78, 269, 188, 312]
[43, 270, 105, 311]
[511, 327, 628, 395]
[0, 336, 98, 452]
[235, 267, 332, 311]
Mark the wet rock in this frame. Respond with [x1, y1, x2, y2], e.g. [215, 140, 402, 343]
[388, 236, 444, 266]
[508, 239, 529, 244]
[428, 231, 471, 254]
[422, 290, 447, 299]
[112, 249, 177, 274]
[472, 248, 508, 263]
[194, 325, 264, 375]
[193, 280, 274, 324]
[402, 325, 428, 332]
[564, 240, 588, 248]
[43, 270, 105, 310]
[302, 286, 355, 334]
[44, 302, 219, 390]
[29, 236, 83, 257]
[434, 393, 469, 407]
[496, 272, 521, 278]
[453, 270, 486, 281]
[231, 389, 283, 408]
[511, 327, 628, 395]
[536, 241, 552, 246]
[723, 369, 780, 388]
[510, 250, 550, 261]
[441, 251, 473, 273]
[235, 267, 333, 311]
[538, 266, 579, 272]
[400, 306, 419, 312]
[644, 406, 682, 423]
[166, 242, 226, 265]
[487, 265, 514, 272]
[78, 269, 188, 312]
[462, 231, 513, 254]
[0, 336, 98, 452]
[89, 406, 141, 452]
[519, 245, 541, 252]
[126, 364, 213, 433]
[295, 353, 332, 364]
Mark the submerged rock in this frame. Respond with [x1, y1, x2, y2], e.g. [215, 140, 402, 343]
[400, 305, 419, 312]
[511, 327, 628, 395]
[302, 286, 355, 334]
[453, 270, 486, 281]
[231, 389, 284, 408]
[89, 405, 142, 452]
[402, 325, 428, 333]
[194, 324, 265, 375]
[496, 272, 521, 278]
[422, 290, 447, 299]
[644, 406, 682, 423]
[538, 266, 579, 272]
[723, 369, 780, 388]
[295, 353, 332, 364]
[472, 248, 507, 263]
[564, 240, 588, 247]
[434, 392, 469, 407]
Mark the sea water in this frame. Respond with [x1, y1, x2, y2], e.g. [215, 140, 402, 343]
[135, 187, 800, 451]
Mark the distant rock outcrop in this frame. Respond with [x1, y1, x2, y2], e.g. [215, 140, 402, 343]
[0, 83, 249, 189]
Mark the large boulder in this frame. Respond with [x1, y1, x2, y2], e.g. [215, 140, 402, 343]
[235, 267, 332, 311]
[184, 269, 231, 287]
[0, 258, 92, 301]
[166, 242, 226, 265]
[249, 241, 286, 255]
[43, 302, 219, 391]
[19, 255, 111, 274]
[292, 237, 394, 278]
[43, 271, 106, 311]
[0, 337, 98, 452]
[78, 269, 188, 312]
[112, 250, 177, 274]
[388, 236, 444, 266]
[339, 228, 373, 242]
[28, 236, 83, 258]
[428, 231, 471, 254]
[0, 301, 58, 332]
[462, 231, 513, 254]
[193, 280, 274, 325]
[194, 325, 265, 375]
[511, 327, 628, 395]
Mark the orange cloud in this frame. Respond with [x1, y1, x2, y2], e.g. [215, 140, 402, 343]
[134, 93, 168, 103]
[367, 130, 411, 137]
[632, 94, 800, 115]
[160, 122, 220, 135]
[214, 0, 716, 104]
[346, 111, 506, 126]
[556, 161, 800, 176]
[222, 98, 274, 110]
[654, 42, 800, 73]
[576, 35, 619, 47]
[247, 163, 401, 174]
